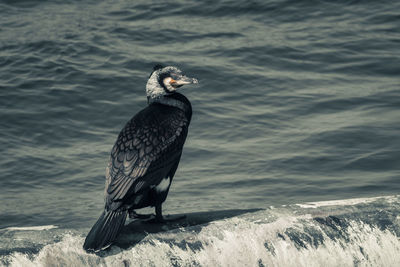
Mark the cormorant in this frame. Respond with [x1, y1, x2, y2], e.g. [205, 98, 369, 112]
[83, 65, 198, 252]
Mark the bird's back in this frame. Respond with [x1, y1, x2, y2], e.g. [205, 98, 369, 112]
[83, 66, 197, 252]
[104, 93, 192, 211]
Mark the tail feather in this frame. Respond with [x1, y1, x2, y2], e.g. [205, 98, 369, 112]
[83, 210, 127, 252]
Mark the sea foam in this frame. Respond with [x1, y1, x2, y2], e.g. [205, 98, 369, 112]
[2, 196, 399, 267]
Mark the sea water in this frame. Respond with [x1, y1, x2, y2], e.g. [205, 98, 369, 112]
[0, 0, 399, 266]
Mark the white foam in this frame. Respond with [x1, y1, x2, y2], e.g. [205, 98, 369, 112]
[5, 214, 399, 267]
[296, 195, 394, 209]
[2, 195, 399, 266]
[4, 225, 58, 231]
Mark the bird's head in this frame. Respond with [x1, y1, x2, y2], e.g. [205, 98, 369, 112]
[146, 65, 198, 99]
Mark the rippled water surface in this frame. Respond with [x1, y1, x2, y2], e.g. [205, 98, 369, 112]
[1, 0, 399, 236]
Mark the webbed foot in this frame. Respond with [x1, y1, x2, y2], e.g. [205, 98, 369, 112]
[128, 210, 153, 220]
[144, 214, 186, 224]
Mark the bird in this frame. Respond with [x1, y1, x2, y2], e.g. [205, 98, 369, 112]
[83, 65, 198, 252]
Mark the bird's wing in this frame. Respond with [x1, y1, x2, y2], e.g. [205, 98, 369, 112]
[105, 110, 189, 206]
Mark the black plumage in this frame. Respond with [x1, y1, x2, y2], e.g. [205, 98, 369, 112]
[83, 90, 192, 252]
[106, 92, 192, 210]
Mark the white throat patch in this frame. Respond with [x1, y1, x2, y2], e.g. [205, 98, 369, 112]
[163, 77, 175, 92]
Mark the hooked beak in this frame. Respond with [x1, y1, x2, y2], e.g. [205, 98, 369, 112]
[170, 76, 199, 88]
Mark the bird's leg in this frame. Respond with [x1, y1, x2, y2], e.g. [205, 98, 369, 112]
[128, 209, 153, 219]
[145, 204, 186, 223]
[155, 204, 164, 222]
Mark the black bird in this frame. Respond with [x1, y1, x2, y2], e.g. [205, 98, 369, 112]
[83, 65, 198, 252]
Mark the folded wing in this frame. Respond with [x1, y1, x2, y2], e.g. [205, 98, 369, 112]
[104, 108, 189, 210]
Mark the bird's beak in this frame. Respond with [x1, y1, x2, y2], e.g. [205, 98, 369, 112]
[170, 76, 199, 88]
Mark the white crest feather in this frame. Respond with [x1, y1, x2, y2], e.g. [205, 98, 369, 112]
[146, 70, 165, 99]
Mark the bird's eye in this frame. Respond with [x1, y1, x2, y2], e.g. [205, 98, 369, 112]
[170, 73, 179, 80]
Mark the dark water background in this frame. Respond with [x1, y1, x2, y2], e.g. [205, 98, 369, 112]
[1, 0, 399, 234]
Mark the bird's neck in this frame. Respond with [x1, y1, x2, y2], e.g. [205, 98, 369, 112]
[147, 95, 188, 112]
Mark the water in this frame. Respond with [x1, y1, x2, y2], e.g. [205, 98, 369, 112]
[0, 0, 399, 265]
[2, 196, 400, 266]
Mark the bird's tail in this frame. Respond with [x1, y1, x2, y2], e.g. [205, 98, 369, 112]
[83, 209, 127, 252]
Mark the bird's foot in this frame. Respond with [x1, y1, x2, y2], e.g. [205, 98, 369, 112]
[164, 214, 187, 222]
[144, 214, 186, 224]
[128, 210, 154, 220]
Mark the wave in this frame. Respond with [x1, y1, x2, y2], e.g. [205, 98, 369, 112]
[1, 195, 399, 266]
[2, 225, 57, 232]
